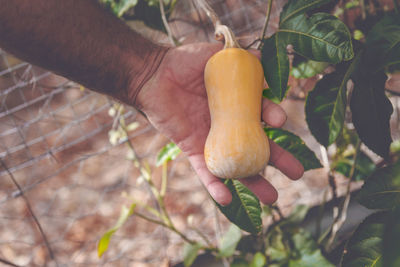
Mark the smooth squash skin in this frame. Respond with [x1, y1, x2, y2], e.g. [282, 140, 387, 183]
[204, 48, 270, 179]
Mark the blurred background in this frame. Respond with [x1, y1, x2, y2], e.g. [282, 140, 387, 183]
[0, 0, 399, 266]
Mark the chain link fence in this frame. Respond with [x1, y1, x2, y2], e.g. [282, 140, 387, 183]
[0, 1, 361, 266]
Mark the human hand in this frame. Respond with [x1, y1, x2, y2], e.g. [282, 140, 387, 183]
[136, 43, 304, 206]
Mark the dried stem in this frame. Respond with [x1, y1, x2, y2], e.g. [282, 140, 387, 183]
[325, 140, 362, 250]
[159, 0, 176, 46]
[193, 0, 220, 28]
[257, 0, 273, 50]
[160, 162, 168, 197]
[244, 38, 261, 50]
[0, 159, 57, 265]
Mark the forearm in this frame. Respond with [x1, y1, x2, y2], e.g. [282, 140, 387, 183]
[0, 0, 168, 106]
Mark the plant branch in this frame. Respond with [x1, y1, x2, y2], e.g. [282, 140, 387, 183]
[193, 0, 220, 29]
[257, 0, 273, 50]
[135, 211, 168, 227]
[190, 226, 213, 247]
[360, 0, 366, 19]
[0, 160, 57, 264]
[159, 0, 176, 46]
[244, 38, 261, 50]
[135, 211, 197, 244]
[160, 162, 168, 197]
[325, 139, 362, 250]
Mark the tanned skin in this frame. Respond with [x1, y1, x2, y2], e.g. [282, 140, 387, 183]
[0, 0, 304, 206]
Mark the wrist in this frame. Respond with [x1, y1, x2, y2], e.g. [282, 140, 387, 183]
[126, 43, 170, 109]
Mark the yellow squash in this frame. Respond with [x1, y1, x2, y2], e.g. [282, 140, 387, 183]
[204, 48, 270, 179]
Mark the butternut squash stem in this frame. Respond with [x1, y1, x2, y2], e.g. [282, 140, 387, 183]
[215, 23, 240, 49]
[194, 0, 240, 49]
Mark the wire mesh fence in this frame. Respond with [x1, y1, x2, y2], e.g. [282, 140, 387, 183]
[0, 0, 365, 266]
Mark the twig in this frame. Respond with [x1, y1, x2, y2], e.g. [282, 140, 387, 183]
[257, 0, 273, 50]
[189, 226, 214, 247]
[190, 0, 211, 42]
[325, 140, 362, 250]
[193, 0, 220, 29]
[0, 159, 57, 265]
[160, 162, 168, 197]
[159, 0, 176, 46]
[0, 258, 21, 267]
[360, 0, 366, 19]
[135, 210, 197, 245]
[244, 38, 262, 50]
[328, 171, 339, 207]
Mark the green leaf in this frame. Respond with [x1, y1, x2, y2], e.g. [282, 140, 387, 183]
[218, 224, 242, 257]
[232, 259, 251, 267]
[263, 10, 353, 101]
[305, 60, 357, 146]
[333, 151, 376, 181]
[112, 0, 139, 17]
[356, 160, 400, 210]
[345, 1, 360, 9]
[364, 15, 400, 72]
[156, 142, 181, 166]
[262, 34, 290, 101]
[217, 180, 262, 234]
[98, 204, 136, 257]
[350, 68, 393, 158]
[341, 212, 386, 267]
[335, 126, 360, 155]
[291, 60, 329, 79]
[183, 242, 202, 267]
[263, 88, 281, 104]
[289, 228, 334, 267]
[383, 207, 400, 267]
[279, 13, 354, 63]
[391, 140, 400, 154]
[250, 252, 267, 267]
[266, 229, 288, 264]
[280, 0, 332, 26]
[350, 16, 399, 158]
[265, 128, 322, 171]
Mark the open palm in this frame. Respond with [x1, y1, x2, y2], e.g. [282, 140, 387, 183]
[137, 43, 304, 206]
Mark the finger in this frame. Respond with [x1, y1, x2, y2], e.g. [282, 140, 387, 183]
[240, 175, 278, 204]
[269, 140, 304, 180]
[262, 99, 287, 127]
[188, 154, 232, 206]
